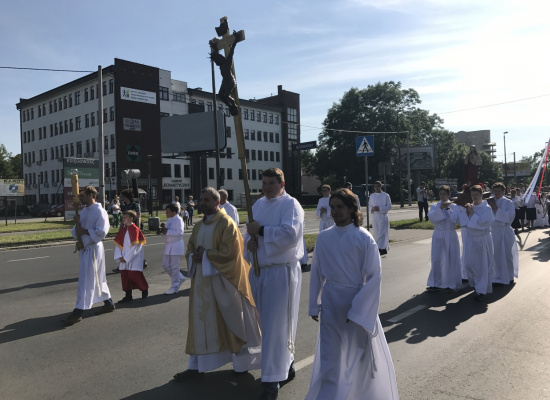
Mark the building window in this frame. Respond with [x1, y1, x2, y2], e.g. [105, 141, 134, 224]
[103, 81, 107, 96]
[85, 114, 89, 128]
[245, 149, 250, 161]
[276, 133, 280, 143]
[207, 102, 213, 111]
[75, 91, 80, 105]
[226, 147, 232, 159]
[63, 96, 67, 109]
[84, 88, 89, 102]
[49, 101, 53, 114]
[287, 108, 297, 122]
[69, 119, 74, 132]
[103, 108, 108, 123]
[109, 79, 114, 94]
[270, 151, 274, 161]
[110, 106, 115, 121]
[257, 111, 261, 121]
[270, 132, 274, 142]
[162, 163, 172, 177]
[173, 92, 185, 102]
[257, 131, 262, 142]
[227, 168, 233, 180]
[239, 169, 243, 180]
[70, 143, 74, 156]
[252, 150, 256, 160]
[76, 142, 82, 155]
[250, 110, 255, 121]
[90, 85, 95, 100]
[92, 138, 96, 153]
[264, 151, 268, 161]
[86, 140, 90, 153]
[160, 112, 169, 118]
[75, 116, 81, 130]
[263, 112, 267, 123]
[288, 122, 297, 140]
[159, 86, 169, 101]
[174, 164, 181, 178]
[243, 109, 249, 120]
[258, 151, 263, 161]
[184, 165, 190, 177]
[269, 113, 273, 123]
[54, 123, 58, 135]
[110, 134, 115, 149]
[251, 130, 256, 140]
[209, 168, 215, 180]
[111, 162, 116, 177]
[54, 101, 58, 113]
[276, 152, 280, 162]
[244, 129, 249, 140]
[252, 169, 257, 180]
[264, 132, 268, 142]
[226, 127, 232, 138]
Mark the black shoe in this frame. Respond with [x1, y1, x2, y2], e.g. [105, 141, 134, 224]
[258, 391, 278, 400]
[112, 267, 120, 273]
[510, 280, 515, 285]
[301, 264, 311, 272]
[282, 370, 295, 383]
[118, 296, 133, 304]
[173, 369, 204, 382]
[233, 370, 248, 376]
[142, 289, 148, 299]
[143, 260, 148, 269]
[474, 293, 485, 301]
[379, 248, 387, 255]
[61, 313, 82, 326]
[426, 286, 439, 292]
[95, 304, 116, 315]
[493, 282, 504, 287]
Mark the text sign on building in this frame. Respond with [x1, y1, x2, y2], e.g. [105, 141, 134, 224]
[0, 179, 25, 196]
[123, 118, 142, 131]
[356, 136, 374, 156]
[162, 179, 191, 189]
[121, 87, 157, 105]
[292, 141, 317, 151]
[126, 145, 142, 162]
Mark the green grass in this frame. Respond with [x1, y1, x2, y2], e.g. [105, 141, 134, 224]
[304, 233, 318, 253]
[0, 226, 121, 247]
[390, 218, 461, 230]
[0, 220, 74, 233]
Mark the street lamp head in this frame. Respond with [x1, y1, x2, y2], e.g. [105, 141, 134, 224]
[503, 131, 508, 134]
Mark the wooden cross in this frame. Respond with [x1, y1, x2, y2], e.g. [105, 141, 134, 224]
[210, 17, 259, 276]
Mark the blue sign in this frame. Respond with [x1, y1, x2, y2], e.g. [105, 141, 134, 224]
[356, 136, 374, 156]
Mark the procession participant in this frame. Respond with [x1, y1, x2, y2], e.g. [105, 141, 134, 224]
[113, 189, 146, 272]
[113, 210, 148, 303]
[426, 185, 462, 292]
[174, 187, 261, 381]
[345, 182, 361, 209]
[61, 186, 115, 326]
[172, 195, 182, 216]
[111, 195, 121, 228]
[161, 203, 186, 295]
[490, 182, 519, 286]
[416, 181, 429, 222]
[315, 184, 334, 232]
[525, 190, 537, 229]
[306, 188, 399, 400]
[459, 185, 495, 301]
[219, 189, 239, 225]
[186, 195, 195, 226]
[510, 188, 522, 233]
[245, 168, 304, 400]
[516, 188, 526, 231]
[368, 181, 392, 255]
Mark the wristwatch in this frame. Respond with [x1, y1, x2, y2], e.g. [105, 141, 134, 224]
[258, 226, 265, 236]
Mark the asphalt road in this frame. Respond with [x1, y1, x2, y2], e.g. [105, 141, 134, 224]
[2, 213, 549, 400]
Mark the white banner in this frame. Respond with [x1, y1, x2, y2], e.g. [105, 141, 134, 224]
[121, 87, 156, 105]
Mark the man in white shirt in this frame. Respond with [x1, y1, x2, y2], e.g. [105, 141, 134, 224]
[219, 189, 239, 225]
[172, 196, 182, 216]
[245, 168, 304, 400]
[161, 203, 186, 295]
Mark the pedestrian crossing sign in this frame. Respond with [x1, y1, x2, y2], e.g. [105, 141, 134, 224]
[356, 136, 374, 156]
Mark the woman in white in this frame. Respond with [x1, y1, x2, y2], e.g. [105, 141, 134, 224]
[307, 188, 399, 400]
[315, 184, 334, 232]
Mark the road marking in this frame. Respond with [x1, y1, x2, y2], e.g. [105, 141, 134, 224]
[7, 256, 50, 263]
[413, 238, 432, 244]
[294, 355, 315, 371]
[387, 305, 427, 323]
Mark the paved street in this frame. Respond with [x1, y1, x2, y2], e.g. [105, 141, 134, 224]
[2, 211, 549, 399]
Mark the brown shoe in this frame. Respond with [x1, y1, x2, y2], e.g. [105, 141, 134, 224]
[95, 304, 116, 315]
[61, 313, 82, 326]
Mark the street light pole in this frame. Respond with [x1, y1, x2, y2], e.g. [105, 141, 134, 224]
[147, 155, 153, 216]
[503, 131, 508, 180]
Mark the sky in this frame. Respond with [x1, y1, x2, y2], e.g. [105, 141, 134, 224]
[1, 0, 549, 164]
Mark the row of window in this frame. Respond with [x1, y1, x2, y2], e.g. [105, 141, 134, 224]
[22, 79, 115, 122]
[243, 129, 280, 143]
[242, 109, 279, 125]
[245, 149, 280, 162]
[25, 169, 63, 186]
[22, 107, 115, 143]
[23, 135, 116, 165]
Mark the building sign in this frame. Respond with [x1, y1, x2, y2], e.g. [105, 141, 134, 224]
[0, 179, 25, 196]
[123, 117, 142, 131]
[121, 87, 157, 105]
[398, 146, 435, 170]
[435, 178, 458, 189]
[293, 141, 317, 151]
[126, 145, 142, 162]
[162, 178, 191, 189]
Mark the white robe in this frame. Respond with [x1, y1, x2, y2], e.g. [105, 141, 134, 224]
[534, 201, 545, 227]
[114, 229, 144, 271]
[244, 191, 304, 382]
[307, 223, 399, 400]
[71, 203, 111, 309]
[163, 215, 186, 255]
[220, 201, 239, 225]
[427, 202, 462, 289]
[368, 191, 391, 250]
[459, 201, 495, 295]
[316, 196, 334, 232]
[491, 196, 519, 284]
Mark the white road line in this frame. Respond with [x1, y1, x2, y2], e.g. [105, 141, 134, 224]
[413, 238, 432, 245]
[7, 256, 50, 262]
[387, 305, 427, 323]
[294, 355, 315, 371]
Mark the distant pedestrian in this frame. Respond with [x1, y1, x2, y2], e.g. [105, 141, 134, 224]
[161, 203, 186, 295]
[111, 196, 121, 228]
[218, 189, 239, 225]
[416, 182, 429, 222]
[315, 184, 334, 232]
[172, 196, 182, 216]
[186, 195, 195, 226]
[368, 181, 391, 255]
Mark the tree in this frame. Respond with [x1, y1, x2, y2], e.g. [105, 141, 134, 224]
[310, 82, 444, 193]
[9, 153, 22, 179]
[0, 144, 16, 179]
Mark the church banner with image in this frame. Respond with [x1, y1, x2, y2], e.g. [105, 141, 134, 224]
[63, 157, 99, 219]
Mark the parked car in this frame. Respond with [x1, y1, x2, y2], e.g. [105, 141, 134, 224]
[30, 203, 52, 217]
[0, 205, 30, 217]
[47, 204, 65, 217]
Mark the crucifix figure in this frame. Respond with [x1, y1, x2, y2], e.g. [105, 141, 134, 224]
[209, 19, 245, 116]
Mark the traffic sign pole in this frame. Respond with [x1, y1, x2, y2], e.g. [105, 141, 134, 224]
[365, 157, 369, 231]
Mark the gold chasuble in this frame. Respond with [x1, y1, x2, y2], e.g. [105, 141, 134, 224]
[185, 208, 260, 355]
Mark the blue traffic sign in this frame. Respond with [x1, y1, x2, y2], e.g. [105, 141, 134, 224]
[356, 136, 374, 156]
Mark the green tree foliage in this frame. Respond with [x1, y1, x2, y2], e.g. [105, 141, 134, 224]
[9, 153, 22, 178]
[0, 144, 17, 179]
